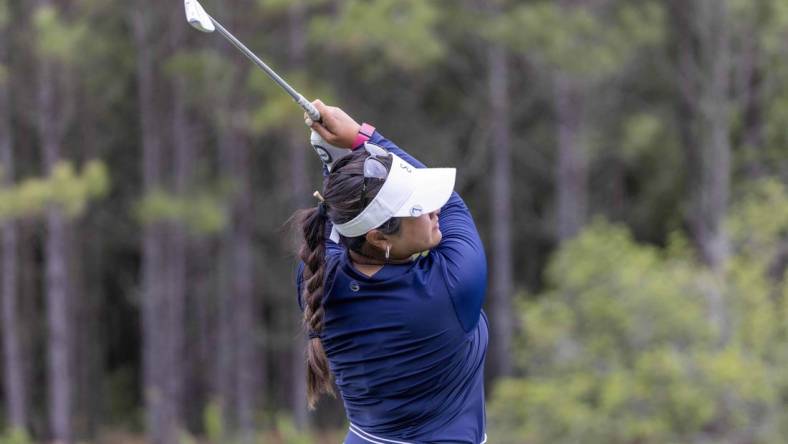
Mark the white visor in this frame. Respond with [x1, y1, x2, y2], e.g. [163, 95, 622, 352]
[330, 149, 455, 241]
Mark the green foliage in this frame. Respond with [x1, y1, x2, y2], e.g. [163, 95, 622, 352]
[257, 0, 293, 13]
[529, 221, 714, 369]
[619, 113, 665, 163]
[0, 160, 109, 221]
[103, 367, 142, 429]
[50, 161, 110, 215]
[494, 1, 663, 79]
[247, 69, 336, 134]
[202, 406, 315, 444]
[164, 49, 239, 111]
[32, 5, 90, 64]
[728, 178, 788, 260]
[489, 194, 788, 444]
[136, 188, 228, 235]
[0, 429, 32, 444]
[309, 0, 444, 72]
[0, 0, 8, 30]
[203, 401, 224, 443]
[725, 179, 788, 355]
[765, 85, 788, 168]
[273, 413, 313, 444]
[257, 0, 329, 14]
[728, 0, 788, 169]
[0, 0, 7, 85]
[757, 1, 788, 54]
[72, 6, 136, 104]
[179, 429, 199, 444]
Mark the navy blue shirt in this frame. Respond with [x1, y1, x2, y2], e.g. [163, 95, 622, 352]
[297, 132, 488, 444]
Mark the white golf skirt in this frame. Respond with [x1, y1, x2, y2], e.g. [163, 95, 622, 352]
[345, 422, 488, 444]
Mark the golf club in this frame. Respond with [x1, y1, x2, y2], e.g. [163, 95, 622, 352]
[184, 0, 352, 171]
[185, 0, 320, 122]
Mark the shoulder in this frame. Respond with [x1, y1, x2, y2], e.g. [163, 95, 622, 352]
[420, 249, 486, 291]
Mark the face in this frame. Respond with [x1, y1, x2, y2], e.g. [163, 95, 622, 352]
[373, 210, 442, 259]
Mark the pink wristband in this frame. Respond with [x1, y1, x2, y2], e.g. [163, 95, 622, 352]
[352, 123, 376, 150]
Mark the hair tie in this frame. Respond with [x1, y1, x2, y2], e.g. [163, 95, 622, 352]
[312, 190, 329, 217]
[308, 330, 321, 340]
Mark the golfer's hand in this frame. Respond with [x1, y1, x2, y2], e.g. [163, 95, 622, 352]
[305, 100, 361, 149]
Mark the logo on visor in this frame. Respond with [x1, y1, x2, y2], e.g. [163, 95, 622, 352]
[410, 205, 424, 217]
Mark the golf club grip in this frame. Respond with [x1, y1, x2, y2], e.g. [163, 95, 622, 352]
[301, 100, 322, 123]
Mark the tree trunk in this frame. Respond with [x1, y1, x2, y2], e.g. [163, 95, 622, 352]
[739, 30, 765, 179]
[72, 69, 105, 440]
[212, 3, 262, 438]
[670, 0, 732, 342]
[696, 0, 732, 271]
[216, 211, 237, 434]
[487, 40, 514, 379]
[36, 0, 73, 440]
[186, 236, 217, 428]
[0, 17, 28, 432]
[554, 73, 588, 241]
[673, 0, 732, 270]
[71, 212, 102, 438]
[131, 2, 172, 443]
[287, 0, 310, 429]
[213, 2, 237, 435]
[44, 210, 71, 444]
[233, 177, 256, 444]
[226, 108, 257, 444]
[217, 125, 259, 442]
[162, 10, 192, 438]
[161, 114, 187, 440]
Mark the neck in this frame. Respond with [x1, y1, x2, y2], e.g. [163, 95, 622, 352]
[349, 249, 411, 266]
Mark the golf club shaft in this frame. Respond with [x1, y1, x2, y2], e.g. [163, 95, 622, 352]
[209, 17, 321, 122]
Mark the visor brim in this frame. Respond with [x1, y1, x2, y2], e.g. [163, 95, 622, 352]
[392, 167, 455, 218]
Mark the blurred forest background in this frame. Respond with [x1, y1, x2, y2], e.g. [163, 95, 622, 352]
[0, 0, 788, 443]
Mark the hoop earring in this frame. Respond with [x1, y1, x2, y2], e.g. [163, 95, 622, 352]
[385, 244, 391, 260]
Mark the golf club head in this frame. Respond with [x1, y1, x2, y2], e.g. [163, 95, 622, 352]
[185, 0, 215, 33]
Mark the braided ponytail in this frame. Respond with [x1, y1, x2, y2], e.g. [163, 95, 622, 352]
[298, 203, 335, 409]
[293, 150, 400, 409]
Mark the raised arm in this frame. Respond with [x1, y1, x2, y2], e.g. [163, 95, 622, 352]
[304, 102, 487, 330]
[360, 132, 487, 332]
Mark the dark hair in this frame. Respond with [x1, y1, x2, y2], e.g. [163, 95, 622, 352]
[296, 149, 401, 409]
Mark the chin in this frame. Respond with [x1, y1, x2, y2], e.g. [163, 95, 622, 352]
[430, 231, 443, 247]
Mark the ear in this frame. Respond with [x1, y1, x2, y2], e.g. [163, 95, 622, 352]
[364, 229, 389, 251]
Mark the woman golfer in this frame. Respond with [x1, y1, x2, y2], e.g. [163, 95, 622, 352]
[296, 101, 488, 444]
